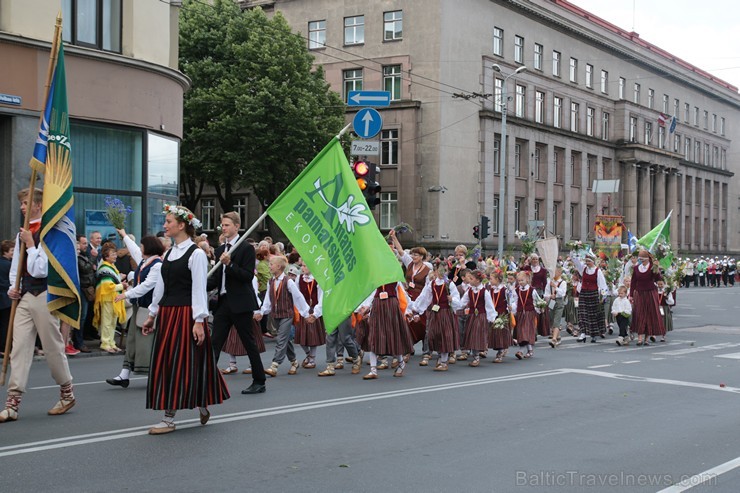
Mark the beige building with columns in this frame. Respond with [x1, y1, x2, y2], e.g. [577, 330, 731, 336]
[243, 0, 739, 254]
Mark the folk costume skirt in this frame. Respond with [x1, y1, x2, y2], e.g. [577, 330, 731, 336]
[662, 305, 673, 333]
[514, 311, 537, 346]
[295, 316, 326, 347]
[367, 298, 414, 356]
[489, 321, 513, 350]
[577, 290, 602, 337]
[147, 306, 230, 410]
[222, 320, 266, 356]
[631, 290, 665, 337]
[564, 296, 579, 325]
[425, 308, 458, 354]
[462, 312, 489, 352]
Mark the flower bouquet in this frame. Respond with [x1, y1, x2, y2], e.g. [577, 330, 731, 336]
[104, 196, 133, 229]
[603, 257, 622, 287]
[534, 298, 548, 311]
[515, 230, 536, 256]
[565, 240, 588, 255]
[492, 314, 508, 330]
[654, 238, 673, 267]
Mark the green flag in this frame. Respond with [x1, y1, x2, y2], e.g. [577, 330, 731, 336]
[637, 210, 673, 269]
[267, 138, 404, 333]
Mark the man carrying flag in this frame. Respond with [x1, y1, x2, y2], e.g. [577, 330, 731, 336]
[1, 18, 77, 423]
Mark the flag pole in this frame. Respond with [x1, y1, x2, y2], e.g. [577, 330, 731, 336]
[207, 210, 268, 278]
[1, 14, 63, 386]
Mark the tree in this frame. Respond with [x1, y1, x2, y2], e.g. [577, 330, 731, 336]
[179, 0, 345, 218]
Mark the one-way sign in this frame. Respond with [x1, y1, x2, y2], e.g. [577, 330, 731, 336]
[352, 108, 382, 139]
[347, 91, 392, 107]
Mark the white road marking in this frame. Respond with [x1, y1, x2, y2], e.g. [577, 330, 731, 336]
[651, 358, 666, 361]
[714, 352, 740, 360]
[673, 314, 702, 318]
[656, 456, 740, 492]
[622, 360, 640, 364]
[30, 377, 148, 390]
[587, 364, 612, 369]
[656, 342, 740, 357]
[567, 369, 740, 393]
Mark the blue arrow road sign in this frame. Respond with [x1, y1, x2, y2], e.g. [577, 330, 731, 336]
[352, 108, 383, 139]
[347, 91, 391, 107]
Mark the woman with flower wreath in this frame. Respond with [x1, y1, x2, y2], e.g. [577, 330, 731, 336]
[520, 254, 550, 338]
[142, 205, 229, 435]
[571, 252, 609, 343]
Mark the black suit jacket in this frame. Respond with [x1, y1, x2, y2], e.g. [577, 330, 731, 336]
[206, 239, 259, 314]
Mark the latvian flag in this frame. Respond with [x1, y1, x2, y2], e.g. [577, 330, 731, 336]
[658, 113, 668, 127]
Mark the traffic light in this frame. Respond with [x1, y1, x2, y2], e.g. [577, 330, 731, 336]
[480, 215, 491, 239]
[353, 160, 369, 192]
[473, 225, 480, 239]
[364, 162, 381, 210]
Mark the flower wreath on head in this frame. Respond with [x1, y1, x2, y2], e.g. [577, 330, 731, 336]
[163, 204, 202, 229]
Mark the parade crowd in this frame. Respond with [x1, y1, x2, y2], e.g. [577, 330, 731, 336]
[1, 192, 737, 434]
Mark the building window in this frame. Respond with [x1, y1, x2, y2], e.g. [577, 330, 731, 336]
[383, 65, 402, 100]
[645, 121, 653, 145]
[684, 137, 691, 161]
[62, 0, 122, 52]
[383, 10, 403, 40]
[380, 129, 399, 166]
[673, 98, 679, 118]
[379, 192, 398, 229]
[514, 199, 521, 232]
[493, 27, 503, 56]
[600, 70, 609, 94]
[554, 97, 563, 128]
[514, 144, 521, 177]
[695, 141, 701, 163]
[673, 134, 681, 153]
[586, 107, 594, 137]
[201, 199, 215, 231]
[633, 83, 641, 104]
[586, 158, 593, 189]
[704, 143, 710, 165]
[534, 201, 541, 221]
[694, 106, 699, 126]
[570, 102, 580, 133]
[720, 117, 725, 136]
[492, 196, 500, 234]
[343, 69, 363, 102]
[552, 51, 561, 77]
[619, 77, 625, 99]
[711, 114, 717, 133]
[494, 78, 503, 112]
[552, 202, 559, 235]
[713, 146, 719, 167]
[662, 94, 669, 113]
[629, 116, 637, 142]
[703, 110, 709, 129]
[648, 88, 654, 108]
[344, 15, 364, 45]
[534, 43, 543, 70]
[535, 91, 545, 124]
[658, 126, 665, 149]
[554, 150, 562, 183]
[684, 103, 690, 122]
[515, 84, 526, 118]
[233, 197, 247, 229]
[570, 154, 578, 187]
[570, 204, 576, 236]
[721, 149, 727, 170]
[493, 140, 500, 175]
[308, 20, 326, 49]
[601, 112, 610, 141]
[514, 36, 524, 64]
[569, 58, 578, 83]
[585, 64, 593, 88]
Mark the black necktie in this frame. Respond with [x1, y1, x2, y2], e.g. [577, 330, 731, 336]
[225, 243, 231, 252]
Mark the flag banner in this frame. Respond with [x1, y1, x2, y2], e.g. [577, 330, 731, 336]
[535, 236, 558, 277]
[38, 40, 81, 328]
[669, 116, 677, 134]
[657, 113, 668, 127]
[627, 229, 638, 253]
[594, 215, 623, 258]
[636, 211, 673, 270]
[267, 138, 404, 333]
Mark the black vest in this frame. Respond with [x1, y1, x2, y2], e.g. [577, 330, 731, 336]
[131, 257, 162, 308]
[21, 229, 47, 296]
[159, 244, 198, 307]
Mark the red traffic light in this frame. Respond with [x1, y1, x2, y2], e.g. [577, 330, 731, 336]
[353, 161, 369, 177]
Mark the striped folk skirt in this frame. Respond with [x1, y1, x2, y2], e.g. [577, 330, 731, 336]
[577, 290, 602, 337]
[354, 317, 370, 352]
[147, 305, 230, 411]
[295, 316, 326, 347]
[564, 296, 579, 325]
[514, 311, 537, 346]
[408, 313, 427, 344]
[662, 305, 673, 332]
[537, 308, 551, 337]
[425, 308, 458, 354]
[367, 298, 414, 355]
[462, 312, 489, 352]
[631, 290, 665, 337]
[489, 320, 513, 350]
[222, 320, 266, 355]
[604, 295, 616, 324]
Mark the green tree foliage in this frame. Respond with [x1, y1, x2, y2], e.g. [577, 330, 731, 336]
[179, 0, 345, 214]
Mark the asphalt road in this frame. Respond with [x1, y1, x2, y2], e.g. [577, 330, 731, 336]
[1, 285, 739, 493]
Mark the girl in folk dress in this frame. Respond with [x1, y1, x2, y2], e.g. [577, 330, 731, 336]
[521, 254, 550, 337]
[254, 256, 311, 377]
[564, 271, 581, 337]
[411, 264, 460, 371]
[546, 267, 567, 348]
[219, 277, 266, 375]
[358, 282, 414, 379]
[452, 268, 472, 363]
[655, 279, 675, 343]
[295, 259, 325, 369]
[143, 206, 229, 435]
[513, 270, 542, 359]
[629, 250, 665, 346]
[488, 271, 515, 363]
[571, 253, 609, 343]
[456, 270, 496, 367]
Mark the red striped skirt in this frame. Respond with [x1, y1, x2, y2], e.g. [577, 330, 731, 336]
[537, 308, 551, 337]
[462, 313, 489, 352]
[222, 320, 266, 355]
[355, 318, 370, 352]
[632, 290, 665, 336]
[295, 316, 326, 347]
[408, 313, 427, 344]
[489, 321, 513, 350]
[147, 306, 230, 410]
[514, 311, 537, 345]
[425, 308, 458, 353]
[367, 298, 414, 355]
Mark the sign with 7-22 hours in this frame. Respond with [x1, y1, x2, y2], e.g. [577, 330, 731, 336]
[350, 140, 380, 156]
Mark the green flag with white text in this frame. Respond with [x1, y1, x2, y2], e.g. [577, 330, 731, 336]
[637, 210, 673, 269]
[266, 138, 404, 333]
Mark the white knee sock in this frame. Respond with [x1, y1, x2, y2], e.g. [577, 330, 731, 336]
[118, 368, 130, 380]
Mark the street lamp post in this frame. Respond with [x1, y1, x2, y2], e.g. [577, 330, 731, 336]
[493, 64, 527, 259]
